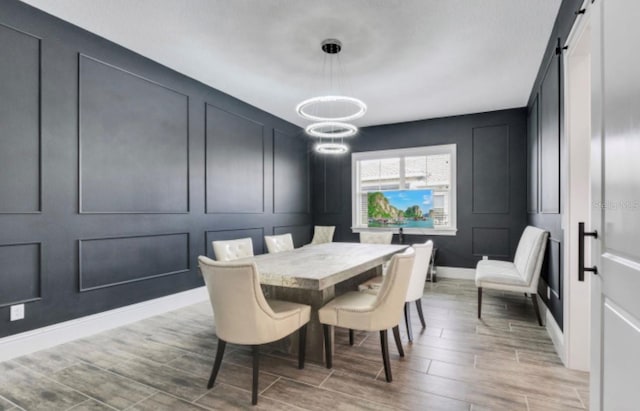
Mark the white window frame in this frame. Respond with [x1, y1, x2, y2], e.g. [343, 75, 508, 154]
[351, 144, 457, 236]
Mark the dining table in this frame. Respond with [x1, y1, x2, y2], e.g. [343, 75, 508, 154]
[236, 241, 408, 364]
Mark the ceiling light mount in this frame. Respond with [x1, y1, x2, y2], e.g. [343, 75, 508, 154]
[321, 39, 342, 54]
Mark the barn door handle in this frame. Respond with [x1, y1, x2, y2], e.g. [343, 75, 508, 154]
[578, 222, 598, 281]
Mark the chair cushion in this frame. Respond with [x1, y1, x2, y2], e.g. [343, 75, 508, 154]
[268, 299, 311, 323]
[357, 276, 383, 292]
[318, 291, 377, 327]
[475, 260, 528, 289]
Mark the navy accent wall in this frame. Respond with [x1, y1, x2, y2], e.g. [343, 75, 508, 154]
[526, 0, 583, 329]
[312, 109, 528, 269]
[0, 0, 308, 338]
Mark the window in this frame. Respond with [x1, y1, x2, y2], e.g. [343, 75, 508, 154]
[351, 144, 457, 235]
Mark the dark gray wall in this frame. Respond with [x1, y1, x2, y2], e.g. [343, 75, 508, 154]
[312, 109, 528, 269]
[526, 0, 583, 329]
[0, 0, 309, 338]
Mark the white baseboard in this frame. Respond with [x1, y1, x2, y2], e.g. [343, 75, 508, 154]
[544, 305, 566, 366]
[435, 266, 475, 280]
[0, 287, 208, 362]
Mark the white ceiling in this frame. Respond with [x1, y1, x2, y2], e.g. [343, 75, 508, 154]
[21, 0, 561, 128]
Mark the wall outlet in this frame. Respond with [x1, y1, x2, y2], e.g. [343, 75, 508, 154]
[482, 255, 488, 260]
[10, 304, 25, 321]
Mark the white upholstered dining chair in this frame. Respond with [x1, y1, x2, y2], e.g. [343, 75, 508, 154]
[359, 231, 393, 244]
[358, 240, 433, 342]
[212, 237, 254, 262]
[198, 256, 311, 405]
[264, 233, 294, 254]
[318, 247, 415, 382]
[310, 225, 335, 245]
[475, 226, 548, 326]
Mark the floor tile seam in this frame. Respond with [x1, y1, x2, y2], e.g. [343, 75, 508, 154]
[0, 394, 27, 411]
[318, 369, 334, 388]
[426, 367, 586, 409]
[72, 358, 193, 405]
[387, 368, 531, 410]
[429, 360, 591, 395]
[64, 398, 94, 411]
[259, 376, 281, 395]
[574, 387, 587, 409]
[121, 391, 160, 411]
[214, 354, 297, 381]
[10, 361, 118, 411]
[266, 373, 413, 411]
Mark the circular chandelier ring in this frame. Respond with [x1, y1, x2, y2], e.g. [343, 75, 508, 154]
[315, 142, 349, 154]
[296, 95, 367, 122]
[305, 122, 358, 138]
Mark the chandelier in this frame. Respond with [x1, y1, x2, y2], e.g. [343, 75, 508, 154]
[296, 39, 366, 154]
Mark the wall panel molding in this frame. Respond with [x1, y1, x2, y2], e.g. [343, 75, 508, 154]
[204, 104, 265, 214]
[546, 237, 562, 298]
[527, 96, 540, 214]
[539, 54, 561, 214]
[0, 23, 41, 214]
[205, 227, 265, 258]
[273, 129, 309, 214]
[78, 233, 190, 292]
[78, 54, 190, 214]
[472, 125, 510, 214]
[0, 242, 42, 307]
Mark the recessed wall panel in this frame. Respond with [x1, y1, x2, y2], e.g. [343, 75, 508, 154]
[472, 125, 510, 214]
[205, 228, 265, 258]
[527, 97, 539, 214]
[471, 227, 510, 258]
[545, 238, 562, 298]
[274, 225, 311, 248]
[205, 105, 264, 213]
[79, 55, 189, 213]
[0, 25, 40, 213]
[540, 56, 561, 214]
[274, 130, 309, 214]
[0, 242, 41, 307]
[323, 155, 343, 214]
[79, 233, 189, 291]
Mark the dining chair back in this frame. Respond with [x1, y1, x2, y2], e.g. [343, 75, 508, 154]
[403, 240, 433, 341]
[264, 233, 294, 254]
[359, 231, 393, 244]
[198, 256, 310, 404]
[310, 225, 335, 245]
[212, 237, 253, 261]
[318, 247, 415, 382]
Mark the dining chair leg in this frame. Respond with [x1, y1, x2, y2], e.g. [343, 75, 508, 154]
[415, 299, 426, 328]
[531, 294, 544, 326]
[477, 287, 483, 319]
[379, 329, 392, 382]
[404, 302, 413, 342]
[349, 329, 354, 346]
[298, 324, 307, 369]
[323, 324, 333, 369]
[392, 325, 404, 357]
[251, 345, 260, 405]
[207, 339, 226, 389]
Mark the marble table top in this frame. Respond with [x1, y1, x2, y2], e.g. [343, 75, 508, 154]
[236, 242, 408, 290]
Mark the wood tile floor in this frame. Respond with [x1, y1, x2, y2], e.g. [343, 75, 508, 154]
[0, 279, 589, 410]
